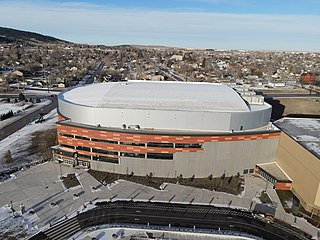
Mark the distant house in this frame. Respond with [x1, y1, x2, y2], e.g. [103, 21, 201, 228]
[268, 82, 285, 87]
[13, 70, 23, 77]
[32, 82, 43, 87]
[300, 72, 318, 84]
[170, 55, 183, 61]
[58, 82, 65, 88]
[150, 75, 164, 81]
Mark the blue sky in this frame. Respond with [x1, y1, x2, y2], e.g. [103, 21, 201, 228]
[1, 0, 320, 51]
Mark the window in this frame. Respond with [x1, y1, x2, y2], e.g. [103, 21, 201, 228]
[147, 153, 173, 160]
[175, 143, 201, 148]
[93, 155, 119, 164]
[53, 147, 75, 157]
[120, 152, 145, 158]
[74, 135, 90, 141]
[92, 148, 118, 156]
[92, 138, 118, 144]
[61, 144, 74, 149]
[83, 161, 90, 167]
[78, 153, 91, 159]
[59, 133, 73, 138]
[76, 146, 90, 152]
[243, 169, 249, 174]
[147, 142, 174, 148]
[120, 142, 145, 146]
[249, 169, 254, 173]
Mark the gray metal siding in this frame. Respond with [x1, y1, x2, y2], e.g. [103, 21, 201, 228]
[59, 97, 271, 132]
[90, 138, 279, 178]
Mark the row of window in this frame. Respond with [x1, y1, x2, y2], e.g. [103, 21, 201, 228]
[92, 155, 119, 164]
[59, 144, 174, 160]
[59, 132, 201, 148]
[258, 169, 276, 184]
[92, 148, 118, 156]
[52, 149, 74, 158]
[54, 156, 90, 167]
[243, 168, 254, 174]
[78, 153, 91, 159]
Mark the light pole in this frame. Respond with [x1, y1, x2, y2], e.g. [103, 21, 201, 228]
[58, 159, 63, 179]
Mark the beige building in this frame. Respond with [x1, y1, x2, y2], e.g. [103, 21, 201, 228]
[274, 118, 320, 215]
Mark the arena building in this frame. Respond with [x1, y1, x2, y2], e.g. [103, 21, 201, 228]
[52, 81, 280, 178]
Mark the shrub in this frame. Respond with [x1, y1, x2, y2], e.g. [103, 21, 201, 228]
[5, 150, 13, 163]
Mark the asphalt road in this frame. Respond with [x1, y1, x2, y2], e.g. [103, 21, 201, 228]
[0, 96, 57, 141]
[150, 60, 185, 82]
[0, 93, 57, 99]
[77, 61, 103, 86]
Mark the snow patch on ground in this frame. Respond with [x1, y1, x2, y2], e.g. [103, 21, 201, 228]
[23, 89, 60, 95]
[0, 108, 57, 172]
[284, 200, 293, 209]
[0, 204, 39, 239]
[106, 180, 121, 190]
[0, 99, 51, 128]
[0, 101, 32, 115]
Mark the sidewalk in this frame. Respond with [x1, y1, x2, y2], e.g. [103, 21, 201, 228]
[0, 164, 318, 238]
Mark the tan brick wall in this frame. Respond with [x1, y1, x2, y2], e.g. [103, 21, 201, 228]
[276, 132, 320, 212]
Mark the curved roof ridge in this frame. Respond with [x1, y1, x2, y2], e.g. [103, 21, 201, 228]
[62, 81, 250, 112]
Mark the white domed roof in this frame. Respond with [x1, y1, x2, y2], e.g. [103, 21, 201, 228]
[61, 80, 249, 113]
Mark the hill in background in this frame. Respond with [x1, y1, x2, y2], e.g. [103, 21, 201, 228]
[0, 26, 68, 44]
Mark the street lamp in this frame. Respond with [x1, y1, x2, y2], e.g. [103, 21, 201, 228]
[57, 159, 63, 179]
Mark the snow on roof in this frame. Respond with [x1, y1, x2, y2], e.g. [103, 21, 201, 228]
[274, 118, 320, 159]
[61, 81, 250, 112]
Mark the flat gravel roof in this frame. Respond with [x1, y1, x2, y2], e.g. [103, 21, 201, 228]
[274, 118, 320, 159]
[61, 81, 250, 112]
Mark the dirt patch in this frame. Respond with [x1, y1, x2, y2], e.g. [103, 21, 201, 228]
[88, 170, 244, 195]
[61, 173, 80, 189]
[276, 190, 293, 209]
[267, 98, 320, 120]
[31, 128, 57, 161]
[259, 190, 272, 204]
[278, 98, 320, 116]
[259, 88, 310, 94]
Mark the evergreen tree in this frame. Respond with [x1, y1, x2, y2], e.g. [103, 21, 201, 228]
[5, 150, 13, 163]
[18, 93, 25, 101]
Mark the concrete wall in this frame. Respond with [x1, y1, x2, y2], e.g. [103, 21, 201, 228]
[90, 137, 279, 178]
[276, 133, 320, 212]
[58, 95, 271, 132]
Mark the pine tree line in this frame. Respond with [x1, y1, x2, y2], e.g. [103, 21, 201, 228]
[0, 110, 14, 121]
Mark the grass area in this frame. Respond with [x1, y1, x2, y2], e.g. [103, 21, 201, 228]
[61, 173, 80, 189]
[88, 169, 245, 195]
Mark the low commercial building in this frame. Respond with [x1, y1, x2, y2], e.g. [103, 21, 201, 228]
[273, 118, 320, 215]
